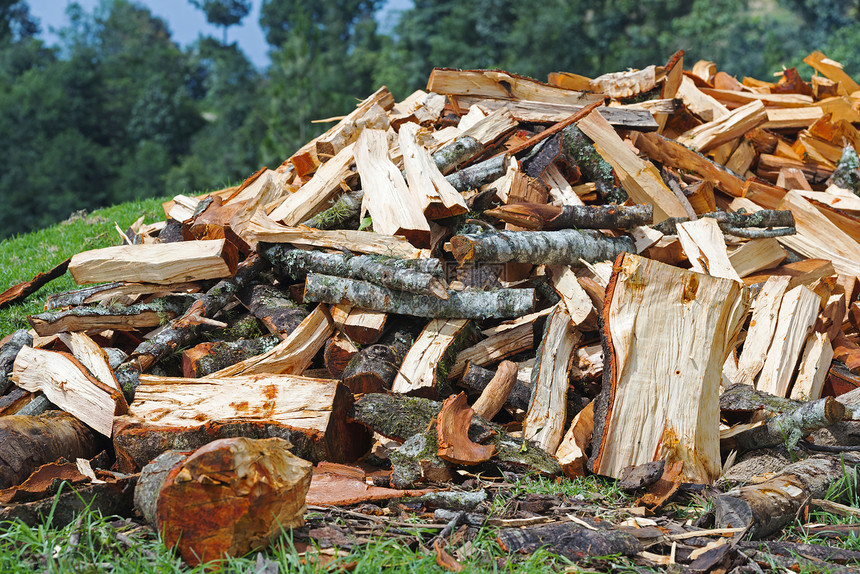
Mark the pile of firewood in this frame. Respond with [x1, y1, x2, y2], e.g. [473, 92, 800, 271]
[3, 48, 860, 568]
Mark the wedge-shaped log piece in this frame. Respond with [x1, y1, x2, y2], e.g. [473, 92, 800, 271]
[304, 274, 534, 319]
[400, 122, 468, 219]
[523, 304, 580, 455]
[449, 322, 533, 380]
[756, 285, 819, 397]
[392, 319, 475, 398]
[676, 218, 742, 282]
[331, 305, 389, 345]
[13, 347, 128, 437]
[69, 239, 237, 285]
[437, 393, 495, 465]
[733, 276, 791, 387]
[449, 229, 634, 266]
[575, 110, 688, 223]
[728, 238, 787, 278]
[556, 401, 594, 478]
[803, 51, 860, 96]
[0, 412, 99, 489]
[135, 437, 313, 566]
[28, 296, 193, 337]
[58, 332, 121, 392]
[355, 128, 430, 246]
[115, 373, 370, 469]
[591, 253, 749, 484]
[208, 304, 333, 378]
[731, 397, 844, 452]
[676, 100, 767, 153]
[427, 68, 605, 106]
[789, 332, 834, 402]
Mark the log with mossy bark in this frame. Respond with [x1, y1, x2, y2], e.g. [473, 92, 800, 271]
[0, 412, 100, 489]
[460, 363, 531, 412]
[392, 319, 477, 398]
[654, 210, 796, 238]
[135, 437, 313, 566]
[448, 229, 635, 266]
[485, 203, 653, 230]
[350, 393, 561, 477]
[181, 335, 281, 378]
[260, 244, 448, 299]
[28, 296, 196, 337]
[560, 124, 627, 203]
[240, 284, 308, 334]
[341, 320, 418, 393]
[114, 255, 269, 399]
[303, 273, 534, 319]
[730, 396, 844, 452]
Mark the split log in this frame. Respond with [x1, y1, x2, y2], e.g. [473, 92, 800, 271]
[591, 253, 749, 484]
[301, 189, 362, 230]
[0, 258, 70, 310]
[135, 437, 313, 566]
[303, 274, 534, 319]
[323, 335, 358, 379]
[241, 284, 308, 334]
[449, 321, 534, 380]
[0, 412, 99, 489]
[560, 124, 626, 204]
[555, 401, 594, 478]
[0, 329, 31, 395]
[496, 522, 642, 560]
[400, 122, 468, 219]
[471, 360, 518, 420]
[392, 319, 476, 398]
[436, 393, 495, 465]
[12, 347, 128, 437]
[354, 128, 430, 245]
[574, 110, 689, 222]
[69, 239, 238, 285]
[676, 218, 742, 281]
[114, 373, 370, 470]
[790, 332, 834, 402]
[351, 393, 560, 476]
[730, 397, 844, 452]
[733, 276, 791, 387]
[57, 331, 120, 392]
[803, 51, 860, 95]
[460, 363, 531, 412]
[452, 97, 658, 130]
[756, 285, 819, 397]
[260, 244, 448, 299]
[341, 320, 417, 393]
[728, 238, 787, 278]
[45, 282, 124, 310]
[833, 332, 860, 374]
[445, 155, 508, 192]
[523, 304, 580, 454]
[449, 229, 634, 266]
[44, 281, 200, 310]
[485, 203, 653, 231]
[115, 254, 268, 397]
[208, 304, 332, 378]
[181, 335, 281, 378]
[715, 453, 860, 538]
[28, 296, 194, 337]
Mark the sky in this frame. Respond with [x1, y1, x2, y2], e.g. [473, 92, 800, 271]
[28, 0, 412, 69]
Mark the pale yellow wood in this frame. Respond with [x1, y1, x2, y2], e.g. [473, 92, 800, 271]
[732, 276, 791, 387]
[392, 319, 471, 396]
[427, 68, 605, 106]
[797, 132, 840, 166]
[570, 344, 603, 380]
[677, 218, 742, 282]
[399, 122, 468, 219]
[355, 128, 430, 245]
[130, 373, 339, 432]
[523, 303, 580, 455]
[315, 102, 389, 159]
[725, 140, 756, 176]
[700, 88, 814, 108]
[803, 51, 860, 96]
[69, 239, 234, 285]
[449, 97, 658, 129]
[756, 285, 820, 397]
[728, 238, 787, 278]
[761, 107, 824, 130]
[677, 100, 767, 153]
[789, 332, 833, 401]
[167, 195, 200, 222]
[576, 110, 688, 223]
[590, 66, 657, 99]
[390, 90, 446, 126]
[456, 104, 487, 131]
[243, 210, 425, 259]
[556, 401, 594, 478]
[12, 347, 125, 437]
[547, 265, 594, 326]
[268, 144, 356, 225]
[58, 332, 121, 392]
[209, 305, 333, 378]
[677, 75, 729, 122]
[631, 226, 664, 253]
[449, 322, 533, 380]
[232, 171, 295, 248]
[544, 164, 583, 206]
[231, 169, 292, 206]
[595, 254, 749, 484]
[692, 60, 716, 83]
[798, 186, 860, 212]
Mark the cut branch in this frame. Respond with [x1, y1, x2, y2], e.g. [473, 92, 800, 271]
[485, 204, 653, 231]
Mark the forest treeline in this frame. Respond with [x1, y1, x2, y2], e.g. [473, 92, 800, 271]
[1, 0, 859, 238]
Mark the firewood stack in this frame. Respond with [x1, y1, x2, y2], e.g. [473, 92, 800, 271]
[4, 48, 860, 562]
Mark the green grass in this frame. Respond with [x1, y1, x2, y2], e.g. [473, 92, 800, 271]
[0, 198, 168, 335]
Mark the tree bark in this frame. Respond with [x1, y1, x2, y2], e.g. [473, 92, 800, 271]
[260, 244, 448, 299]
[731, 396, 845, 452]
[460, 363, 531, 412]
[181, 335, 281, 378]
[0, 329, 31, 395]
[449, 229, 634, 266]
[433, 135, 483, 174]
[301, 189, 363, 230]
[341, 321, 417, 393]
[135, 437, 313, 566]
[303, 273, 534, 319]
[471, 360, 518, 420]
[241, 283, 308, 334]
[0, 412, 100, 489]
[445, 155, 508, 192]
[0, 258, 70, 310]
[496, 522, 642, 560]
[654, 210, 796, 237]
[486, 203, 653, 231]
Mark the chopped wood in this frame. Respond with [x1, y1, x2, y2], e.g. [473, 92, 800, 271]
[789, 332, 834, 401]
[485, 203, 652, 231]
[12, 347, 127, 436]
[733, 276, 791, 387]
[453, 97, 658, 130]
[471, 360, 518, 420]
[728, 238, 787, 278]
[449, 322, 533, 380]
[69, 239, 238, 285]
[676, 218, 742, 281]
[459, 363, 531, 412]
[0, 258, 70, 310]
[0, 329, 31, 396]
[341, 319, 417, 393]
[436, 392, 495, 465]
[677, 100, 767, 153]
[392, 318, 475, 398]
[496, 522, 642, 560]
[556, 401, 594, 478]
[591, 253, 749, 484]
[135, 437, 313, 566]
[427, 68, 605, 106]
[400, 122, 469, 219]
[28, 296, 192, 337]
[181, 335, 281, 378]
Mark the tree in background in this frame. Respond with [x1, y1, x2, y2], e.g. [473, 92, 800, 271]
[189, 0, 252, 44]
